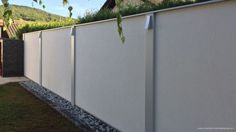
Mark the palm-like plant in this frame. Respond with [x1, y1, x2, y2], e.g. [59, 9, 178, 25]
[63, 0, 69, 5]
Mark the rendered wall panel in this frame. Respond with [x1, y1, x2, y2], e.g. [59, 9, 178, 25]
[155, 1, 236, 132]
[75, 16, 146, 132]
[24, 32, 40, 83]
[42, 28, 72, 101]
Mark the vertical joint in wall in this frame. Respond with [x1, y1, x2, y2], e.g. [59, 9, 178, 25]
[145, 13, 155, 132]
[23, 34, 25, 76]
[22, 34, 25, 41]
[38, 31, 43, 86]
[70, 26, 76, 105]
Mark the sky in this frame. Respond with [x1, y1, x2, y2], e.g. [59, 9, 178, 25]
[8, 0, 106, 18]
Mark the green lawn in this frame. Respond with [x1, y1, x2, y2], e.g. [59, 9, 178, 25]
[0, 83, 83, 132]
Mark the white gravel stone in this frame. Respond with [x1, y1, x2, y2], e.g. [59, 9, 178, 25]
[20, 81, 119, 132]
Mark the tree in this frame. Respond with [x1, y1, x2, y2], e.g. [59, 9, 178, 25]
[68, 6, 73, 18]
[1, 0, 12, 30]
[1, 0, 125, 43]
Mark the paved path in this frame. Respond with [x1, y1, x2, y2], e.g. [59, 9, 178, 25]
[0, 76, 29, 85]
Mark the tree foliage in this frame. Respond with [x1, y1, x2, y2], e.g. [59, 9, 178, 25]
[115, 0, 125, 43]
[1, 0, 12, 30]
[1, 0, 211, 43]
[68, 6, 73, 18]
[1, 0, 125, 43]
[0, 5, 66, 21]
[62, 0, 125, 43]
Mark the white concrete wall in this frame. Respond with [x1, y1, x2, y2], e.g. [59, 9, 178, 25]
[75, 16, 146, 132]
[23, 1, 236, 132]
[24, 32, 41, 83]
[42, 28, 72, 101]
[155, 1, 236, 132]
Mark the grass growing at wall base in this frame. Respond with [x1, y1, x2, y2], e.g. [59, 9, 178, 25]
[0, 83, 83, 132]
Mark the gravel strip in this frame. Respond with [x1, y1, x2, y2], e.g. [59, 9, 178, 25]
[20, 81, 119, 132]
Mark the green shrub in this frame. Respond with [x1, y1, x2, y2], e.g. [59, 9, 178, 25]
[16, 0, 212, 40]
[79, 0, 211, 23]
[79, 9, 116, 24]
[15, 19, 77, 39]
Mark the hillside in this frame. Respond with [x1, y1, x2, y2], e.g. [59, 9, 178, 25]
[0, 5, 65, 22]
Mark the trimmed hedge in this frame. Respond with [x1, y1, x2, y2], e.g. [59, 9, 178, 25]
[16, 0, 212, 40]
[15, 19, 77, 39]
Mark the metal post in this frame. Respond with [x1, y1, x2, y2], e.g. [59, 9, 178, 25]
[145, 13, 155, 132]
[70, 26, 76, 105]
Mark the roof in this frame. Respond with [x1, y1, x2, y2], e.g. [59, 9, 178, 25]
[0, 20, 4, 27]
[101, 0, 116, 10]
